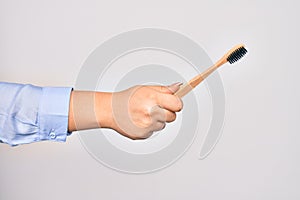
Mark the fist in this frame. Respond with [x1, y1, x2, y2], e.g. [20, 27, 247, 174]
[110, 83, 183, 139]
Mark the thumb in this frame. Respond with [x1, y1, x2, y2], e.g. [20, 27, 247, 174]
[166, 82, 183, 94]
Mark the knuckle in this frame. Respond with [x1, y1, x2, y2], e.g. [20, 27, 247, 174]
[141, 113, 153, 127]
[141, 119, 151, 128]
[149, 92, 157, 101]
[137, 131, 152, 139]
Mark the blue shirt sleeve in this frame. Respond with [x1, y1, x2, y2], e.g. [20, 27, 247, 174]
[0, 82, 73, 146]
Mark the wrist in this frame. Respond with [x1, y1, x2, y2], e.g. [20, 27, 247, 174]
[95, 92, 114, 129]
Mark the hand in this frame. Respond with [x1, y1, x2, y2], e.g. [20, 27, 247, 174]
[109, 82, 183, 139]
[68, 83, 183, 140]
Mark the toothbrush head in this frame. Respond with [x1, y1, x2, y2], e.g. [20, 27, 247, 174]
[226, 44, 248, 64]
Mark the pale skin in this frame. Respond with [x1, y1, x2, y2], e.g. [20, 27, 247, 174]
[68, 83, 183, 140]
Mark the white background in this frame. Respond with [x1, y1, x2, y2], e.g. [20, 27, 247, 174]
[0, 0, 299, 199]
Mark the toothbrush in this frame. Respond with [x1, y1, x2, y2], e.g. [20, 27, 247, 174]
[175, 44, 248, 98]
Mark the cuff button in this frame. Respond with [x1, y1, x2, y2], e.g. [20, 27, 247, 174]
[49, 131, 56, 139]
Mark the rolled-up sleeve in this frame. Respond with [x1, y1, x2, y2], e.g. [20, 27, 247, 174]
[0, 82, 72, 146]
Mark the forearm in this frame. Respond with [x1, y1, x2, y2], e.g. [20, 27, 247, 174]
[68, 91, 113, 132]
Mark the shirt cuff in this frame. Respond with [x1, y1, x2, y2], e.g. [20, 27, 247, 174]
[38, 87, 73, 143]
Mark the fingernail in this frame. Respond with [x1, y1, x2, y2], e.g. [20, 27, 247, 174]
[174, 82, 183, 87]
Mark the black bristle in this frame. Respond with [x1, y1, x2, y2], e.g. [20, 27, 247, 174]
[227, 46, 248, 64]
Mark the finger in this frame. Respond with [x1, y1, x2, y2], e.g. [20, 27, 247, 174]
[150, 106, 177, 123]
[167, 82, 183, 94]
[164, 109, 177, 123]
[149, 105, 165, 122]
[147, 85, 171, 94]
[148, 82, 183, 94]
[152, 121, 166, 132]
[135, 131, 154, 140]
[156, 93, 183, 112]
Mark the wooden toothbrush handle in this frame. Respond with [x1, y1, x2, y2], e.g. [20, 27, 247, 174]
[175, 62, 222, 98]
[174, 83, 193, 98]
[175, 43, 244, 98]
[175, 74, 205, 98]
